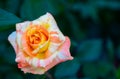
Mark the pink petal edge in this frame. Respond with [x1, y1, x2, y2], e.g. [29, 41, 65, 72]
[8, 31, 17, 53]
[45, 36, 73, 71]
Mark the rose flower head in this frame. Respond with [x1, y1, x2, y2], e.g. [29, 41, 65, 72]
[8, 13, 73, 74]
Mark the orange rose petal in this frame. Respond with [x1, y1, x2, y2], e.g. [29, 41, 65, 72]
[22, 32, 34, 57]
[50, 35, 62, 43]
[50, 31, 58, 35]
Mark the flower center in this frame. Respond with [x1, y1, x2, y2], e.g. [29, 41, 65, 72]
[22, 24, 50, 58]
[28, 30, 41, 44]
[26, 25, 49, 50]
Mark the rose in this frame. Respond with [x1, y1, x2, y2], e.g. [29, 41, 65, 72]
[8, 13, 73, 74]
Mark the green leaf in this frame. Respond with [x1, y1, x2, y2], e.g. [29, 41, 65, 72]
[0, 0, 5, 8]
[4, 46, 16, 64]
[24, 73, 45, 79]
[5, 72, 23, 79]
[55, 58, 80, 79]
[116, 67, 120, 79]
[0, 42, 16, 64]
[83, 61, 114, 78]
[0, 31, 17, 64]
[0, 64, 13, 73]
[0, 30, 16, 64]
[96, 1, 120, 10]
[117, 45, 120, 59]
[83, 63, 98, 79]
[0, 9, 21, 31]
[76, 39, 102, 62]
[4, 0, 21, 14]
[72, 3, 99, 21]
[20, 0, 64, 20]
[65, 12, 86, 40]
[106, 38, 114, 60]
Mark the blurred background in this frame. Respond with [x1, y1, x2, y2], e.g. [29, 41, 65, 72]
[0, 0, 120, 79]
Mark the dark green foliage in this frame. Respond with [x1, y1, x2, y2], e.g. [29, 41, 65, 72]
[55, 58, 80, 79]
[0, 9, 21, 31]
[0, 0, 120, 79]
[76, 39, 102, 62]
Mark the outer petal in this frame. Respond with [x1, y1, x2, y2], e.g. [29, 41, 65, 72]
[57, 37, 73, 60]
[16, 21, 30, 33]
[8, 32, 17, 53]
[16, 21, 30, 50]
[8, 31, 28, 69]
[46, 13, 65, 53]
[21, 66, 45, 74]
[45, 37, 73, 71]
